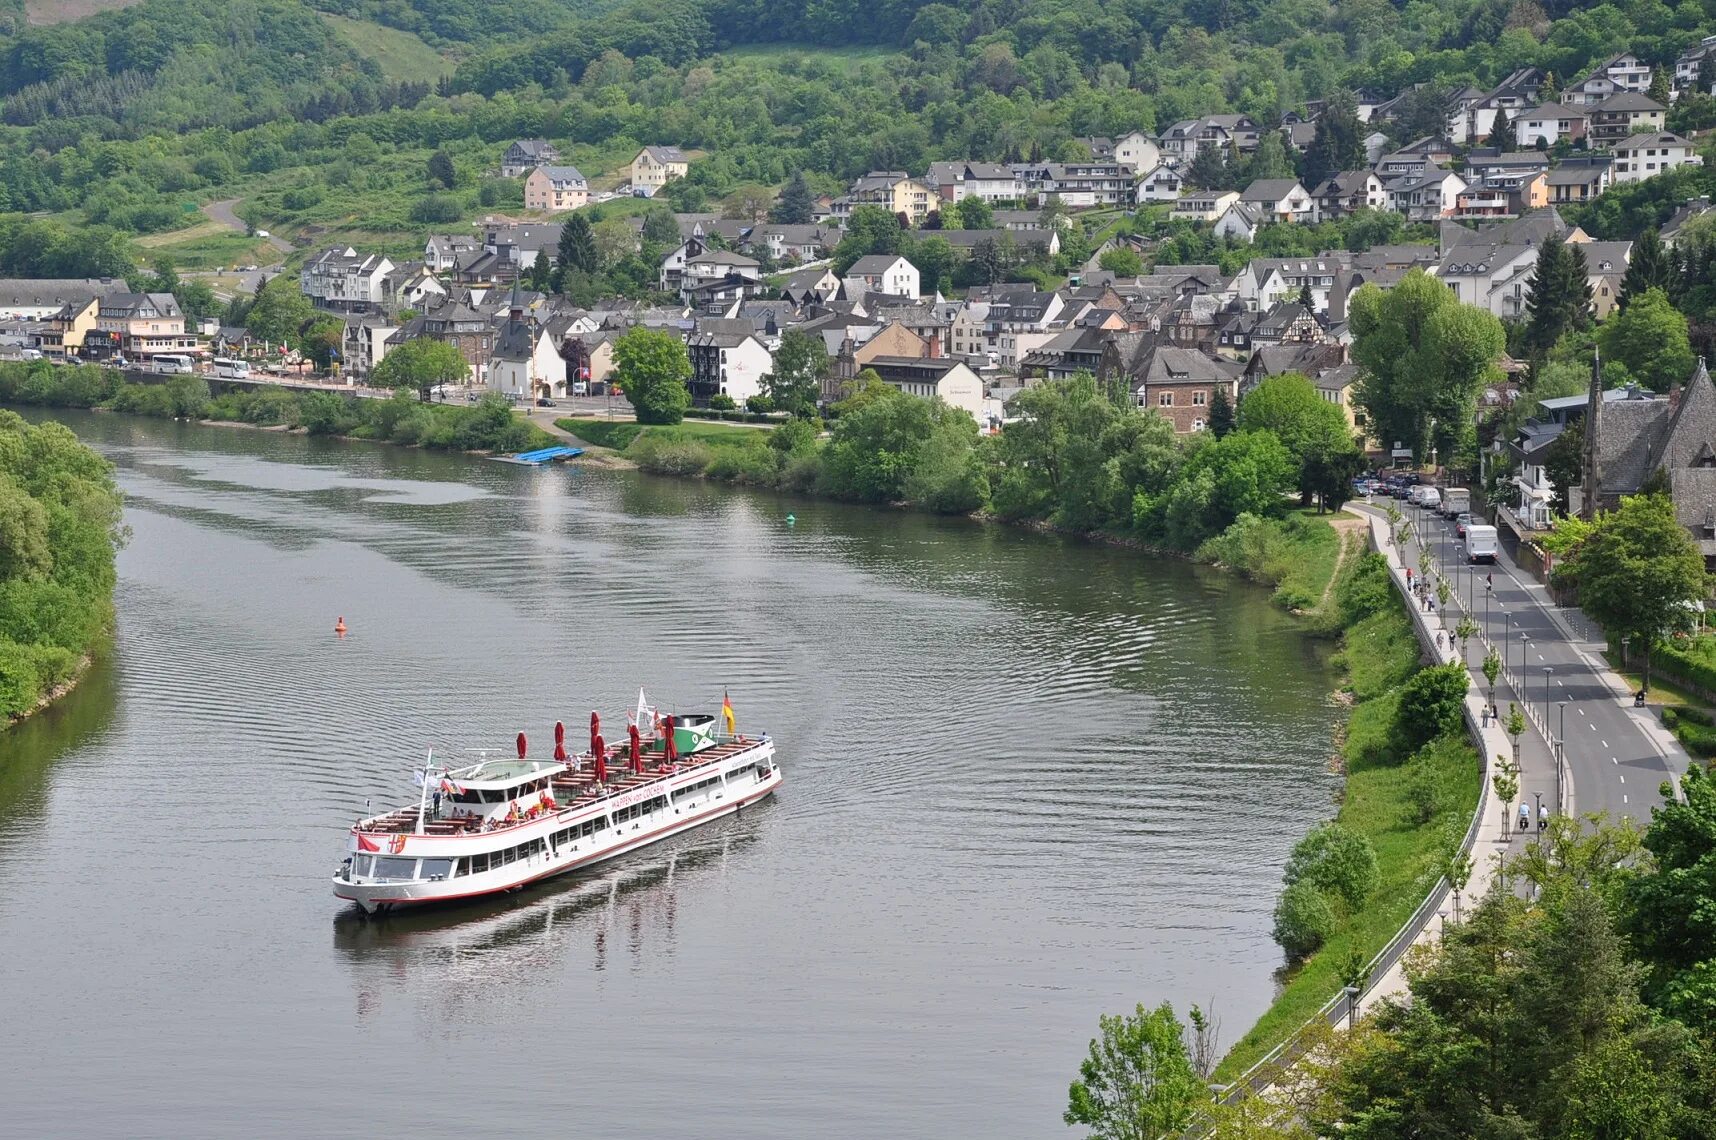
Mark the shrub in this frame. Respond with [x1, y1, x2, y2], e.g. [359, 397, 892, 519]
[1391, 662, 1469, 758]
[745, 394, 776, 414]
[703, 445, 780, 485]
[780, 452, 823, 493]
[1337, 552, 1396, 625]
[1272, 879, 1337, 961]
[1283, 822, 1379, 910]
[411, 193, 464, 223]
[708, 394, 737, 411]
[629, 434, 714, 475]
[0, 639, 42, 718]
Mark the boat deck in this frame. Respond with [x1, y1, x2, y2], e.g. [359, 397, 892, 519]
[356, 738, 762, 837]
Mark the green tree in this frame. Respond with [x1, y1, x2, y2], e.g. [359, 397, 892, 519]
[1208, 386, 1235, 439]
[1065, 1002, 1205, 1140]
[832, 205, 903, 274]
[1542, 417, 1584, 516]
[907, 235, 955, 294]
[302, 316, 344, 371]
[525, 248, 553, 292]
[1482, 648, 1501, 710]
[1244, 131, 1293, 181]
[1568, 494, 1707, 690]
[612, 326, 691, 425]
[557, 212, 600, 278]
[1272, 879, 1338, 959]
[761, 329, 827, 419]
[1391, 661, 1469, 756]
[1239, 373, 1361, 509]
[427, 149, 457, 189]
[370, 337, 470, 402]
[1619, 227, 1674, 309]
[1598, 287, 1693, 393]
[1626, 765, 1716, 1035]
[953, 195, 994, 230]
[1301, 93, 1363, 188]
[1487, 106, 1513, 149]
[1351, 271, 1505, 463]
[770, 171, 815, 224]
[1649, 67, 1671, 106]
[1283, 821, 1379, 909]
[641, 207, 681, 248]
[1524, 236, 1591, 358]
[244, 274, 316, 348]
[1098, 247, 1143, 276]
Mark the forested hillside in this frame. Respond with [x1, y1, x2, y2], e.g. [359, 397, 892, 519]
[0, 0, 1711, 265]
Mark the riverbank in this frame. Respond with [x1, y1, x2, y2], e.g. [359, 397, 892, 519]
[0, 363, 557, 456]
[570, 413, 1479, 1082]
[1213, 544, 1481, 1081]
[0, 412, 123, 725]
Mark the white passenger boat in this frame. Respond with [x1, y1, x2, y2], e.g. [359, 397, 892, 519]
[333, 693, 779, 914]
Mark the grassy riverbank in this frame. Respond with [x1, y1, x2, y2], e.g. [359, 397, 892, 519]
[1212, 549, 1481, 1082]
[0, 363, 557, 455]
[0, 412, 123, 722]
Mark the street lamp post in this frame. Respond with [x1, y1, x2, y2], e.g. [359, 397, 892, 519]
[1534, 790, 1545, 834]
[1544, 666, 1553, 728]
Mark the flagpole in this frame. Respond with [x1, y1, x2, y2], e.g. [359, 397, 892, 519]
[416, 749, 432, 835]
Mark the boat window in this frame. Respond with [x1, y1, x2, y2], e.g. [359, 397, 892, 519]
[373, 856, 417, 880]
[469, 852, 489, 874]
[452, 790, 484, 804]
[420, 858, 453, 880]
[352, 854, 373, 875]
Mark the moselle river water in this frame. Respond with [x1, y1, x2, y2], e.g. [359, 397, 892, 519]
[1, 409, 1341, 1138]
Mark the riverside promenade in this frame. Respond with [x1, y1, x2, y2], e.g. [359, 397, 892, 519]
[1348, 504, 1560, 1012]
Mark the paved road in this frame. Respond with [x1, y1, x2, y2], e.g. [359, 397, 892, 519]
[203, 199, 292, 256]
[1392, 497, 1687, 822]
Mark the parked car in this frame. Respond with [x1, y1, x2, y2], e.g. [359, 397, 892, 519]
[535, 397, 556, 407]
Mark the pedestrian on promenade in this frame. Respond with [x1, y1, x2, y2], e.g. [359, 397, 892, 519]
[1481, 706, 1489, 728]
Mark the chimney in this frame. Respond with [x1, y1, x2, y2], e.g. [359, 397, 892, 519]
[926, 331, 941, 359]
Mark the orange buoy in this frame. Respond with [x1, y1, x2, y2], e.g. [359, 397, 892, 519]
[334, 616, 347, 636]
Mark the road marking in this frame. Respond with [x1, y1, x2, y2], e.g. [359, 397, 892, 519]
[1557, 679, 1566, 686]
[1602, 740, 1609, 748]
[1619, 775, 1625, 784]
[1612, 757, 1618, 764]
[1624, 794, 1630, 804]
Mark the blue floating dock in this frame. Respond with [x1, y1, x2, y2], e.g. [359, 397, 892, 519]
[500, 445, 585, 465]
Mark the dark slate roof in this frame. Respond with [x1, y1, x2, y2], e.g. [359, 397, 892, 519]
[1240, 178, 1304, 203]
[1595, 389, 1672, 494]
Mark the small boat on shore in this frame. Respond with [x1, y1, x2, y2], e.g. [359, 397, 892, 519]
[332, 691, 779, 915]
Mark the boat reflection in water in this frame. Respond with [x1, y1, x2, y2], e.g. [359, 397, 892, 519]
[333, 821, 764, 1020]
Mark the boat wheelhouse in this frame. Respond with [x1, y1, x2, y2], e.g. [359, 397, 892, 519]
[332, 696, 779, 914]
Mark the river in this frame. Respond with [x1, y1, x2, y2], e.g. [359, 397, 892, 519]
[1, 410, 1341, 1138]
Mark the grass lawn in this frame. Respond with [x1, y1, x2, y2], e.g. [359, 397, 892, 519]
[137, 227, 275, 271]
[1213, 558, 1481, 1083]
[719, 43, 893, 73]
[557, 418, 770, 451]
[323, 14, 453, 83]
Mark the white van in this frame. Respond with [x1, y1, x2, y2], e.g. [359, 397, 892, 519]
[1466, 525, 1499, 563]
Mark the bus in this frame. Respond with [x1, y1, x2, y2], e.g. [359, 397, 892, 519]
[152, 354, 195, 374]
[213, 358, 251, 379]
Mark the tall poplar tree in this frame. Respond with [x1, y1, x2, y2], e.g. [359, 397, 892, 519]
[556, 212, 600, 277]
[1302, 94, 1364, 187]
[1523, 236, 1591, 357]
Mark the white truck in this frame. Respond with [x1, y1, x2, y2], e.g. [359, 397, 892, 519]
[1440, 487, 1471, 518]
[1465, 524, 1499, 563]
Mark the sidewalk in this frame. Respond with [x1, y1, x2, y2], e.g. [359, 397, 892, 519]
[1351, 505, 1559, 1013]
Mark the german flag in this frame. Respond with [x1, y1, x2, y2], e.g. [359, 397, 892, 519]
[722, 691, 736, 736]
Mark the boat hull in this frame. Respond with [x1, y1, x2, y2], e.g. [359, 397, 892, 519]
[333, 766, 780, 915]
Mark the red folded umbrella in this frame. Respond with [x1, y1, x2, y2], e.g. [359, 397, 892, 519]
[589, 711, 600, 755]
[663, 716, 677, 764]
[554, 720, 565, 744]
[553, 740, 568, 763]
[629, 723, 642, 774]
[515, 731, 527, 759]
[593, 733, 608, 782]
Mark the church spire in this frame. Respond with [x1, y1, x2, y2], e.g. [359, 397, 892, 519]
[1581, 345, 1602, 519]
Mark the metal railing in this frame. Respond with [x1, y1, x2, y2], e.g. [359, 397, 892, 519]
[1217, 506, 1491, 1103]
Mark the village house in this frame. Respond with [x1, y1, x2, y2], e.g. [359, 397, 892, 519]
[1238, 179, 1313, 223]
[1586, 92, 1667, 148]
[501, 139, 559, 179]
[299, 247, 396, 316]
[630, 146, 690, 193]
[93, 292, 196, 361]
[34, 295, 103, 361]
[1135, 163, 1184, 202]
[842, 255, 919, 301]
[1011, 161, 1134, 207]
[1513, 103, 1589, 148]
[0, 278, 124, 322]
[1171, 190, 1240, 222]
[393, 297, 494, 382]
[834, 171, 934, 224]
[926, 162, 1023, 204]
[687, 318, 773, 406]
[839, 352, 985, 420]
[1385, 167, 1466, 220]
[1106, 340, 1242, 434]
[1212, 202, 1269, 242]
[751, 224, 839, 263]
[1545, 156, 1612, 204]
[1560, 52, 1653, 105]
[1309, 171, 1385, 221]
[523, 165, 589, 212]
[1611, 132, 1703, 183]
[1675, 35, 1716, 98]
[423, 235, 479, 273]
